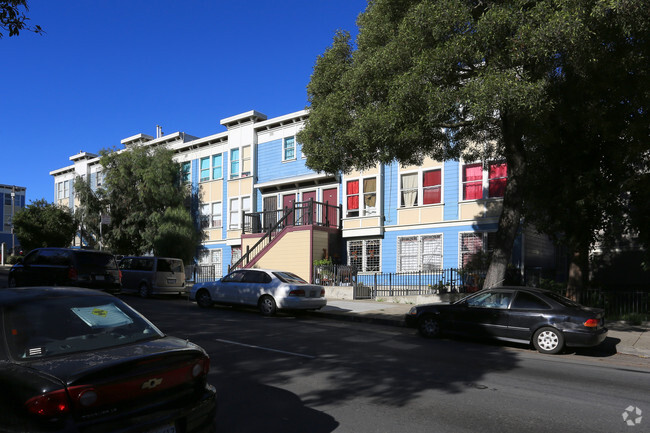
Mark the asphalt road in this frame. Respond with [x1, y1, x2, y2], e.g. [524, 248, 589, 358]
[119, 295, 650, 433]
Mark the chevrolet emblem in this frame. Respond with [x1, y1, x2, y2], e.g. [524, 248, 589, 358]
[141, 377, 163, 390]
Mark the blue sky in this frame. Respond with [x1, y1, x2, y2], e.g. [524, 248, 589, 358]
[1, 0, 367, 203]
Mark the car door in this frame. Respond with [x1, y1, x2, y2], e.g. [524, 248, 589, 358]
[454, 290, 514, 338]
[507, 291, 553, 341]
[239, 270, 272, 305]
[216, 270, 246, 304]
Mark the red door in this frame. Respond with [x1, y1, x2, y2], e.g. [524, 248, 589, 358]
[283, 194, 296, 226]
[302, 191, 317, 225]
[322, 188, 338, 228]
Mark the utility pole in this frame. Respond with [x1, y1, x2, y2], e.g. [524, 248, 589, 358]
[10, 186, 15, 255]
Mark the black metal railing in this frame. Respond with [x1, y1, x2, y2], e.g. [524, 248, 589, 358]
[186, 264, 217, 283]
[313, 265, 357, 286]
[353, 268, 485, 299]
[242, 199, 341, 234]
[575, 289, 650, 320]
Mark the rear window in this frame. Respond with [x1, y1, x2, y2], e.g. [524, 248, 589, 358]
[273, 272, 307, 284]
[158, 259, 183, 273]
[3, 295, 163, 360]
[75, 252, 117, 270]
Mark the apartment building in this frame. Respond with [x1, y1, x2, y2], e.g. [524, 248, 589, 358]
[0, 184, 26, 254]
[50, 109, 557, 282]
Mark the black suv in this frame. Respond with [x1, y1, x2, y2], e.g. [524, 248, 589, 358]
[8, 248, 121, 293]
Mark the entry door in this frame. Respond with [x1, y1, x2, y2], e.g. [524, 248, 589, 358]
[263, 196, 278, 230]
[283, 194, 296, 226]
[322, 188, 338, 227]
[302, 191, 317, 225]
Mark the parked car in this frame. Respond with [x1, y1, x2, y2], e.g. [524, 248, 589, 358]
[0, 287, 216, 432]
[8, 248, 121, 294]
[405, 286, 608, 354]
[119, 256, 186, 298]
[190, 269, 327, 316]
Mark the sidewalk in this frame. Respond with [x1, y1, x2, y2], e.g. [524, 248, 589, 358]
[310, 299, 650, 359]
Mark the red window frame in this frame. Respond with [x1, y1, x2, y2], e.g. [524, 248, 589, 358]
[463, 163, 483, 200]
[422, 169, 441, 204]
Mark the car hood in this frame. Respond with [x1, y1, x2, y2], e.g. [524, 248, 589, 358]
[21, 335, 204, 384]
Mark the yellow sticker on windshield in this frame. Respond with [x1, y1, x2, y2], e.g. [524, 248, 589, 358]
[92, 308, 108, 317]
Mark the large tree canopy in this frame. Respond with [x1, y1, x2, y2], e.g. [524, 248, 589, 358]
[1, 0, 43, 38]
[75, 145, 202, 263]
[298, 0, 649, 289]
[13, 199, 76, 252]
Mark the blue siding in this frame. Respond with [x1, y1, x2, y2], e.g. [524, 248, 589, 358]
[222, 152, 229, 239]
[257, 138, 313, 184]
[443, 160, 459, 221]
[383, 162, 398, 226]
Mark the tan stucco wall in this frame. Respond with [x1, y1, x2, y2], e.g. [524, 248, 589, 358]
[227, 176, 254, 198]
[199, 180, 223, 203]
[398, 206, 443, 225]
[251, 230, 312, 281]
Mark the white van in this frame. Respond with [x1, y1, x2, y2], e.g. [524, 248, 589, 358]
[119, 256, 186, 298]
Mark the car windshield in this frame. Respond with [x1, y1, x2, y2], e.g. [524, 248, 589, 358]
[3, 295, 163, 361]
[273, 272, 308, 284]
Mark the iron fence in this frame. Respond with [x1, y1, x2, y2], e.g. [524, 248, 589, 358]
[186, 264, 217, 283]
[575, 289, 650, 320]
[313, 265, 356, 286]
[353, 269, 485, 299]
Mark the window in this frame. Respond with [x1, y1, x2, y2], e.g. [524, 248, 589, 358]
[488, 162, 507, 198]
[346, 177, 378, 217]
[401, 173, 418, 207]
[229, 198, 240, 230]
[423, 170, 441, 204]
[283, 137, 295, 161]
[459, 232, 496, 268]
[228, 196, 251, 230]
[212, 154, 222, 179]
[346, 180, 359, 217]
[241, 145, 251, 176]
[363, 178, 377, 215]
[211, 202, 222, 228]
[199, 249, 222, 279]
[348, 239, 381, 272]
[199, 202, 222, 229]
[462, 161, 508, 200]
[231, 247, 241, 265]
[463, 163, 483, 200]
[230, 148, 240, 179]
[397, 235, 442, 272]
[181, 162, 191, 183]
[511, 292, 551, 310]
[200, 204, 210, 229]
[200, 157, 210, 182]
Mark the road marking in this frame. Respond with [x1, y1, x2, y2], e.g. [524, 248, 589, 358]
[215, 339, 316, 359]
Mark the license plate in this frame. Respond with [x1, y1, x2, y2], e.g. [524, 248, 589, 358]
[310, 290, 317, 297]
[95, 275, 105, 281]
[146, 422, 176, 433]
[167, 278, 176, 284]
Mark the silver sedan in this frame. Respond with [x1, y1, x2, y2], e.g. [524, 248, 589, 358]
[189, 269, 327, 315]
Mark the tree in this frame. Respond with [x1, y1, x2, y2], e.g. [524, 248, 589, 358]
[75, 145, 202, 263]
[298, 0, 649, 289]
[12, 199, 76, 252]
[1, 0, 43, 38]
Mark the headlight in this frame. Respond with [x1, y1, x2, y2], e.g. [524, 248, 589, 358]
[408, 306, 418, 315]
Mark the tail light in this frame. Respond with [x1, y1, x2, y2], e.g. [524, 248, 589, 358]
[583, 318, 599, 327]
[320, 289, 326, 297]
[68, 266, 78, 281]
[25, 390, 70, 417]
[289, 289, 305, 297]
[119, 270, 123, 283]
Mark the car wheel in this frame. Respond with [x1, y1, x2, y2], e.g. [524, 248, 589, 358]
[258, 295, 277, 316]
[418, 315, 441, 338]
[196, 289, 213, 308]
[139, 283, 150, 299]
[8, 277, 17, 288]
[533, 327, 565, 354]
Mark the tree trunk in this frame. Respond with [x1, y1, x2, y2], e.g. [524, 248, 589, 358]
[566, 241, 589, 299]
[483, 114, 526, 289]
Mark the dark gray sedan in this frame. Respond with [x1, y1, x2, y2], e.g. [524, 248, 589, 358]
[405, 286, 607, 354]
